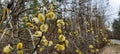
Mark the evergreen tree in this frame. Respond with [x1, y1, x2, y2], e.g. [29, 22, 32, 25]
[112, 10, 120, 32]
[112, 9, 120, 39]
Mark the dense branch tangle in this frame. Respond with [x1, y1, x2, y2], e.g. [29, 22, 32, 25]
[0, 0, 110, 54]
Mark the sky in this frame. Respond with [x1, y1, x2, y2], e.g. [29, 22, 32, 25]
[108, 0, 120, 21]
[1, 0, 120, 19]
[106, 0, 120, 30]
[1, 0, 120, 30]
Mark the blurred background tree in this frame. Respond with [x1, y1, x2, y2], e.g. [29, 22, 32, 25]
[112, 9, 120, 39]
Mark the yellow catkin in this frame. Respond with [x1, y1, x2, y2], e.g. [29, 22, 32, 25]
[46, 11, 55, 20]
[17, 42, 23, 50]
[17, 50, 23, 54]
[57, 19, 65, 26]
[57, 29, 62, 34]
[48, 4, 54, 9]
[65, 40, 69, 47]
[33, 31, 42, 38]
[48, 41, 53, 47]
[39, 47, 44, 52]
[26, 22, 33, 27]
[89, 45, 94, 49]
[74, 30, 79, 36]
[54, 44, 65, 51]
[40, 24, 48, 32]
[32, 26, 38, 31]
[3, 44, 13, 54]
[17, 42, 23, 54]
[41, 36, 48, 46]
[75, 49, 82, 54]
[41, 39, 48, 46]
[96, 49, 99, 52]
[90, 49, 95, 53]
[58, 34, 66, 42]
[32, 17, 39, 24]
[37, 13, 45, 23]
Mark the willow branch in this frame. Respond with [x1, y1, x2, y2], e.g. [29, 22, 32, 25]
[27, 28, 37, 54]
[0, 28, 8, 41]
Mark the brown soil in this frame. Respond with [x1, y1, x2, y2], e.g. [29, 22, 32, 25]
[99, 45, 120, 54]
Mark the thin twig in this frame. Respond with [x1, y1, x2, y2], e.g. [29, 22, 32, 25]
[0, 28, 8, 41]
[30, 2, 50, 54]
[30, 37, 42, 54]
[27, 28, 37, 54]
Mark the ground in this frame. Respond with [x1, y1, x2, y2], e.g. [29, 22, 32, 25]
[100, 39, 120, 54]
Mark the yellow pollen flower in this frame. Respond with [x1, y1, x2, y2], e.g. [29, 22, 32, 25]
[65, 40, 69, 47]
[57, 23, 62, 28]
[37, 13, 45, 23]
[103, 37, 107, 42]
[17, 42, 23, 50]
[17, 50, 23, 54]
[32, 26, 38, 31]
[41, 39, 48, 46]
[90, 49, 95, 53]
[69, 32, 72, 35]
[42, 36, 46, 40]
[33, 31, 42, 38]
[89, 45, 94, 49]
[46, 11, 55, 20]
[58, 34, 66, 42]
[57, 29, 62, 34]
[48, 41, 53, 47]
[75, 49, 82, 54]
[40, 24, 49, 32]
[74, 30, 79, 36]
[54, 44, 65, 51]
[41, 36, 48, 46]
[3, 44, 13, 54]
[26, 22, 33, 27]
[39, 47, 44, 52]
[48, 4, 54, 9]
[32, 17, 39, 24]
[96, 49, 99, 52]
[57, 19, 65, 26]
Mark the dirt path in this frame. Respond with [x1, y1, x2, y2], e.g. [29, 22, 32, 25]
[110, 39, 120, 45]
[100, 39, 120, 54]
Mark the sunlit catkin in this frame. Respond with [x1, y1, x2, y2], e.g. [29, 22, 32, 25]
[58, 34, 66, 42]
[46, 11, 55, 20]
[32, 17, 39, 24]
[54, 44, 65, 51]
[3, 44, 13, 54]
[26, 22, 33, 27]
[33, 31, 42, 38]
[17, 42, 23, 54]
[40, 24, 49, 32]
[37, 13, 45, 23]
[57, 29, 62, 34]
